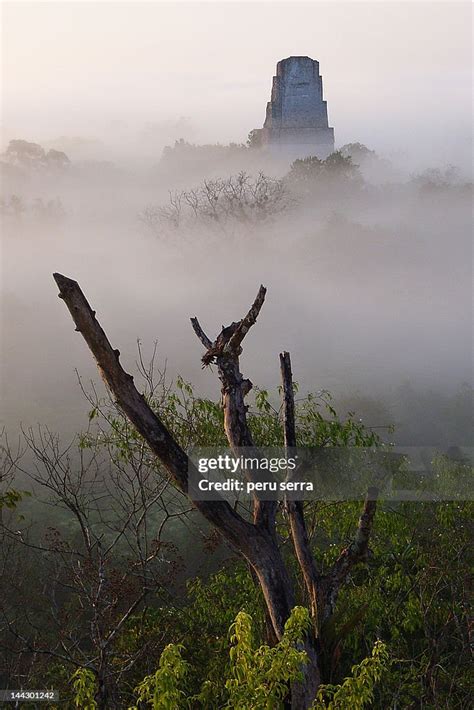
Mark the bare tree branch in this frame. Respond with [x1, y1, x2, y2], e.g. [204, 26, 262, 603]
[322, 487, 378, 620]
[226, 285, 267, 353]
[53, 273, 188, 492]
[191, 285, 278, 532]
[189, 317, 212, 350]
[52, 273, 295, 643]
[52, 273, 256, 549]
[280, 352, 320, 623]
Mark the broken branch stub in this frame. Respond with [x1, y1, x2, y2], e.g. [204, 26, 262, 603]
[191, 285, 278, 531]
[52, 273, 300, 644]
[190, 286, 267, 449]
[52, 273, 261, 551]
[191, 285, 266, 367]
[280, 351, 321, 624]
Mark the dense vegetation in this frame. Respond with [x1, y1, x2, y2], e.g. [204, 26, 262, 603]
[1, 373, 472, 708]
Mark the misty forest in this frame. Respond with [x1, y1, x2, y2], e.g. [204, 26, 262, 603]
[1, 4, 473, 709]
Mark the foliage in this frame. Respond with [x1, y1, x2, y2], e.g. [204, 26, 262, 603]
[252, 386, 384, 447]
[125, 607, 311, 709]
[131, 644, 190, 710]
[223, 607, 310, 709]
[0, 194, 27, 217]
[2, 139, 70, 170]
[182, 565, 265, 697]
[286, 151, 361, 192]
[161, 139, 247, 162]
[411, 165, 471, 194]
[247, 128, 264, 148]
[0, 488, 29, 510]
[117, 563, 266, 703]
[312, 640, 388, 709]
[67, 492, 471, 710]
[5, 139, 46, 164]
[339, 142, 376, 162]
[3, 369, 471, 708]
[123, 609, 388, 709]
[86, 375, 384, 465]
[71, 667, 97, 709]
[319, 494, 473, 707]
[159, 377, 384, 449]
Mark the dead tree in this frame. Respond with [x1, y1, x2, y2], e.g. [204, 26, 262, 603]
[53, 273, 378, 708]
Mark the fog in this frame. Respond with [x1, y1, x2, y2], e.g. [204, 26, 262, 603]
[2, 2, 472, 168]
[1, 1, 472, 447]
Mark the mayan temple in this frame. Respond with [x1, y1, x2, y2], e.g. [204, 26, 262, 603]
[259, 56, 334, 159]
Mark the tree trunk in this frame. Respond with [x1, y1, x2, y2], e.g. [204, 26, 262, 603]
[53, 274, 378, 708]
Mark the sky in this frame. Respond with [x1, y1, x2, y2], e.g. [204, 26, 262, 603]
[1, 2, 472, 439]
[1, 1, 472, 163]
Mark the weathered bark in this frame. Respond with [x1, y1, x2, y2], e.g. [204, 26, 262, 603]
[191, 287, 297, 640]
[319, 487, 378, 623]
[279, 349, 379, 625]
[191, 286, 278, 533]
[191, 298, 322, 707]
[280, 352, 322, 706]
[53, 274, 293, 643]
[53, 274, 251, 549]
[280, 352, 320, 622]
[53, 273, 379, 708]
[279, 352, 381, 704]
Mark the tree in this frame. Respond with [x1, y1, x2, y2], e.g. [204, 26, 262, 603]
[339, 143, 376, 162]
[2, 140, 70, 171]
[0, 419, 185, 708]
[71, 609, 388, 709]
[4, 140, 46, 166]
[285, 153, 361, 200]
[288, 152, 360, 181]
[247, 129, 263, 149]
[52, 274, 381, 708]
[140, 172, 290, 237]
[46, 148, 70, 168]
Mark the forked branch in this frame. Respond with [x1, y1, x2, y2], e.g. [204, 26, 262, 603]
[52, 273, 255, 550]
[280, 350, 379, 626]
[53, 273, 296, 642]
[322, 487, 378, 619]
[191, 284, 266, 367]
[191, 285, 277, 531]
